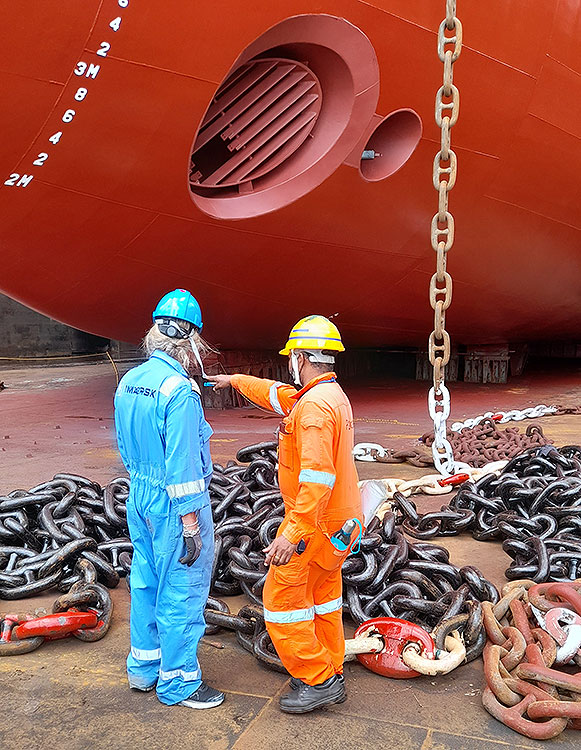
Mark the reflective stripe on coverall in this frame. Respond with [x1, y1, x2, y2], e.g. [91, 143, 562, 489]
[231, 372, 362, 685]
[114, 350, 214, 704]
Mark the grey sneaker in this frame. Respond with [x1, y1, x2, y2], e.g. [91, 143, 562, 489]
[129, 679, 157, 692]
[178, 682, 225, 709]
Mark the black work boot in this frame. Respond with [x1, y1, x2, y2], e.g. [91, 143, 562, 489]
[290, 674, 343, 690]
[279, 675, 346, 713]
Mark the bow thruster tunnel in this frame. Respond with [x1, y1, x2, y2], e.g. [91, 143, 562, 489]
[188, 14, 422, 219]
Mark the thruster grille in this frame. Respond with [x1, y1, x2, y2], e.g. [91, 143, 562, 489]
[190, 58, 322, 191]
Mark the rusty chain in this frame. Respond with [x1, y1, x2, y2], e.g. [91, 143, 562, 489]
[422, 420, 553, 468]
[428, 0, 463, 476]
[354, 418, 553, 470]
[481, 580, 581, 739]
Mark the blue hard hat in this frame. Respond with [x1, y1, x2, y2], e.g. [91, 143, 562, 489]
[152, 289, 203, 331]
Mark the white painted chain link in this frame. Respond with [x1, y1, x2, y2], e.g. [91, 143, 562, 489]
[352, 443, 388, 462]
[344, 633, 384, 660]
[402, 631, 466, 675]
[357, 459, 508, 521]
[428, 385, 455, 473]
[353, 403, 558, 467]
[450, 404, 558, 432]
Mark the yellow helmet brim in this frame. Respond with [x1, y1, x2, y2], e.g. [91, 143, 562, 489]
[279, 339, 345, 356]
[280, 315, 344, 356]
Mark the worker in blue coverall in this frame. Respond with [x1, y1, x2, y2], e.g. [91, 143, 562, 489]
[114, 289, 224, 709]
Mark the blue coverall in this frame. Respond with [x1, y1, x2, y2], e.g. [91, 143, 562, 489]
[114, 349, 214, 705]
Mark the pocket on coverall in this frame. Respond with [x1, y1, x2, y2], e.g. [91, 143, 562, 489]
[167, 506, 205, 588]
[277, 420, 294, 471]
[272, 551, 306, 585]
[311, 526, 350, 571]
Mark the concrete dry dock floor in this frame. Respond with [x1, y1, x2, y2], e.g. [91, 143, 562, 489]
[1, 362, 580, 749]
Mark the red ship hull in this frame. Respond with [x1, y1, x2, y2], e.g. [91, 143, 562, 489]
[1, 1, 580, 349]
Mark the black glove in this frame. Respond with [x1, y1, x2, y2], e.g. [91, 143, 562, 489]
[179, 528, 202, 566]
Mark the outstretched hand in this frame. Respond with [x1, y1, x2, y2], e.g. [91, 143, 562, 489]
[206, 374, 232, 392]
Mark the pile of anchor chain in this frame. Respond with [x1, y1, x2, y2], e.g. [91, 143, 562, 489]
[203, 595, 284, 672]
[354, 420, 552, 470]
[0, 474, 124, 651]
[208, 442, 281, 603]
[202, 441, 290, 671]
[1, 443, 497, 674]
[342, 510, 496, 663]
[0, 474, 131, 600]
[482, 579, 581, 740]
[422, 420, 551, 468]
[392, 445, 581, 583]
[206, 442, 497, 670]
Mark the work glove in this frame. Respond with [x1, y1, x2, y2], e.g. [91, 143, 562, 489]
[179, 524, 202, 566]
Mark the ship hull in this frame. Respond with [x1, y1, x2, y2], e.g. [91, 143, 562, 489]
[1, 1, 580, 348]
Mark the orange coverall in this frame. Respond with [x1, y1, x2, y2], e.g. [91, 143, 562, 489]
[230, 372, 362, 685]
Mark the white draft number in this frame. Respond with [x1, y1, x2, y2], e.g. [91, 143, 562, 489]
[4, 173, 34, 188]
[74, 61, 101, 79]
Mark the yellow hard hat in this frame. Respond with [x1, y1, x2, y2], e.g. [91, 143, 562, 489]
[279, 315, 345, 355]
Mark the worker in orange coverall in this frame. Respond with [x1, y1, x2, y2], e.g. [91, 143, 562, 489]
[209, 315, 362, 714]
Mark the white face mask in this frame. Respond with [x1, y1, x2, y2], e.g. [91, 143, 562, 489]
[290, 351, 302, 387]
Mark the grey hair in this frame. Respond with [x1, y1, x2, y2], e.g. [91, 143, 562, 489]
[142, 324, 214, 374]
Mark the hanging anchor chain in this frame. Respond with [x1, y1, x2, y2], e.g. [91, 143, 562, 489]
[428, 0, 463, 476]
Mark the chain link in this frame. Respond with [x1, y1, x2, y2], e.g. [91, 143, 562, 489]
[428, 0, 462, 476]
[450, 404, 558, 432]
[352, 442, 389, 462]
